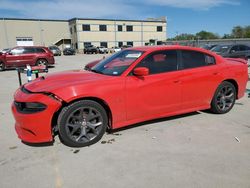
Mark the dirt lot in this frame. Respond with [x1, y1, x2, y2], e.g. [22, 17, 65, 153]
[0, 54, 250, 188]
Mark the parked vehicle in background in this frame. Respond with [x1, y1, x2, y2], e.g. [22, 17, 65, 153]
[110, 46, 121, 53]
[200, 44, 217, 50]
[211, 44, 250, 65]
[63, 48, 76, 55]
[1, 48, 11, 54]
[84, 45, 99, 54]
[0, 46, 54, 71]
[48, 46, 61, 56]
[12, 46, 248, 147]
[97, 46, 108, 54]
[121, 45, 133, 49]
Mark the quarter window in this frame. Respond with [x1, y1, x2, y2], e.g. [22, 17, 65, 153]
[82, 24, 90, 31]
[36, 48, 46, 53]
[181, 50, 215, 69]
[99, 25, 107, 31]
[137, 50, 178, 74]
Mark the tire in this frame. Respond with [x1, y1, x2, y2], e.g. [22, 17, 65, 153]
[58, 100, 108, 147]
[210, 81, 236, 114]
[36, 59, 48, 69]
[0, 62, 5, 71]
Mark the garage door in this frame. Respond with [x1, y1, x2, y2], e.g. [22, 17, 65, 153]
[16, 37, 33, 46]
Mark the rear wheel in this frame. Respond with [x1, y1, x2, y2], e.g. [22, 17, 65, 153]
[210, 81, 236, 114]
[0, 62, 5, 71]
[36, 59, 48, 68]
[58, 100, 108, 147]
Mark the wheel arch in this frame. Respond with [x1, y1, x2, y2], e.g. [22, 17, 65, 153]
[51, 96, 113, 133]
[221, 79, 239, 99]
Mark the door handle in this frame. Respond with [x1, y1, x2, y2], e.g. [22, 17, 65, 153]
[173, 80, 181, 83]
[213, 72, 219, 75]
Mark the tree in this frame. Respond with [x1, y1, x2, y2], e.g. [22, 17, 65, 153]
[231, 26, 244, 38]
[196, 30, 219, 39]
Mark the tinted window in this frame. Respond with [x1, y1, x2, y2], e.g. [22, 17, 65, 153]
[23, 48, 35, 54]
[82, 24, 90, 31]
[118, 25, 122, 31]
[157, 26, 163, 32]
[126, 25, 133, 32]
[239, 45, 250, 51]
[181, 50, 215, 69]
[231, 45, 239, 52]
[137, 50, 178, 74]
[99, 25, 107, 31]
[11, 48, 24, 55]
[36, 48, 46, 53]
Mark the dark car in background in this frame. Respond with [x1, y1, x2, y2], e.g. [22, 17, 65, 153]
[84, 45, 99, 54]
[0, 46, 54, 71]
[211, 44, 250, 65]
[63, 48, 76, 55]
[48, 46, 61, 56]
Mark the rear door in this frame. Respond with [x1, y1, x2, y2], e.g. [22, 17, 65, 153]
[179, 50, 220, 110]
[22, 47, 36, 65]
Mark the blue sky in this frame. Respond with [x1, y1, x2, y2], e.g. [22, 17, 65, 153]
[0, 0, 249, 38]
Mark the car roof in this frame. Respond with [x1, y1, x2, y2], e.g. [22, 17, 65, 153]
[130, 45, 214, 54]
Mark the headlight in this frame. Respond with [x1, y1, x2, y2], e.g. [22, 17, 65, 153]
[15, 102, 47, 113]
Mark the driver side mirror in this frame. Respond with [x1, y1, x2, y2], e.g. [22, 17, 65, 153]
[133, 67, 149, 76]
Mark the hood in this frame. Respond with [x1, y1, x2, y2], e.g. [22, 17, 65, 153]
[24, 70, 110, 93]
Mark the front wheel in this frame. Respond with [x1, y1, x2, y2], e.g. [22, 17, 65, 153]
[0, 62, 5, 71]
[210, 81, 236, 114]
[58, 100, 108, 147]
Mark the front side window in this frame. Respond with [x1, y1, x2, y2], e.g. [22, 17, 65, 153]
[230, 45, 239, 52]
[136, 50, 178, 74]
[99, 25, 107, 31]
[82, 24, 90, 31]
[181, 50, 215, 69]
[91, 50, 143, 76]
[11, 47, 24, 55]
[211, 45, 230, 53]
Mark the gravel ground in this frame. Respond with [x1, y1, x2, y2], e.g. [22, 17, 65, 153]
[0, 54, 250, 188]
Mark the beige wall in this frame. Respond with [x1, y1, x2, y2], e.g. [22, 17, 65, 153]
[74, 19, 167, 50]
[0, 18, 167, 51]
[0, 19, 70, 49]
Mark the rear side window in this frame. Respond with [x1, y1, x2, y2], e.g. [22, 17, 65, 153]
[23, 48, 35, 54]
[181, 50, 215, 69]
[36, 48, 46, 53]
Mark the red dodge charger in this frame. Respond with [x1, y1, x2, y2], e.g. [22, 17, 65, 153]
[12, 46, 248, 147]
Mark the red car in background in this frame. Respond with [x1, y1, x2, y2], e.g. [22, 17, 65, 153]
[0, 46, 54, 71]
[12, 46, 248, 147]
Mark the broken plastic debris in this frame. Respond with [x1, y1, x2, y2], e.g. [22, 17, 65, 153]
[234, 137, 240, 142]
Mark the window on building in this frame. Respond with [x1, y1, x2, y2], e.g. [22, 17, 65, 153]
[127, 41, 133, 46]
[100, 42, 108, 48]
[118, 42, 123, 47]
[84, 42, 92, 47]
[136, 50, 178, 74]
[99, 25, 107, 31]
[82, 24, 90, 31]
[181, 50, 215, 69]
[70, 28, 73, 34]
[75, 43, 78, 49]
[74, 25, 77, 32]
[126, 25, 133, 32]
[157, 41, 163, 45]
[157, 26, 163, 32]
[118, 25, 123, 31]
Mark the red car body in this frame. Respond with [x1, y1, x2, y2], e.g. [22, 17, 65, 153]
[0, 46, 54, 70]
[11, 46, 248, 144]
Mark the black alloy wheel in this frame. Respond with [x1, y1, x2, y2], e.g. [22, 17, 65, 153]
[211, 81, 236, 114]
[58, 100, 108, 147]
[36, 59, 48, 68]
[0, 62, 5, 71]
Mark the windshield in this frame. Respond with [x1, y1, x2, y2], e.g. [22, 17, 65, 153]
[211, 45, 230, 53]
[91, 50, 144, 76]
